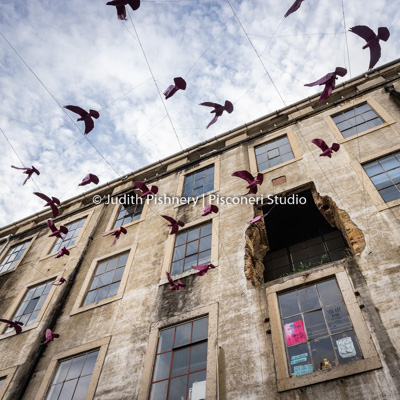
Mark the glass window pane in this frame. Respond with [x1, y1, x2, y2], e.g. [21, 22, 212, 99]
[168, 375, 187, 400]
[186, 241, 199, 256]
[197, 250, 211, 266]
[199, 236, 211, 252]
[188, 370, 206, 400]
[303, 310, 329, 339]
[153, 352, 172, 381]
[310, 337, 337, 371]
[297, 286, 320, 312]
[54, 360, 72, 384]
[184, 254, 198, 269]
[278, 291, 300, 318]
[387, 168, 400, 184]
[287, 343, 313, 377]
[25, 298, 39, 314]
[66, 355, 86, 380]
[190, 342, 207, 372]
[107, 282, 120, 297]
[200, 223, 212, 237]
[192, 317, 208, 343]
[187, 228, 200, 242]
[173, 245, 186, 261]
[323, 302, 352, 334]
[47, 383, 63, 400]
[105, 257, 118, 272]
[176, 232, 187, 247]
[72, 375, 91, 400]
[171, 347, 190, 377]
[117, 252, 129, 267]
[158, 328, 175, 353]
[281, 152, 294, 162]
[112, 267, 125, 283]
[317, 279, 342, 305]
[81, 351, 99, 376]
[364, 161, 383, 177]
[380, 156, 399, 171]
[371, 173, 391, 189]
[101, 271, 114, 286]
[175, 323, 192, 347]
[150, 380, 168, 400]
[380, 185, 400, 202]
[333, 331, 362, 364]
[171, 260, 184, 275]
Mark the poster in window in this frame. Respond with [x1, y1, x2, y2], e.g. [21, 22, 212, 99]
[336, 337, 356, 358]
[323, 302, 351, 333]
[293, 364, 313, 376]
[284, 320, 307, 346]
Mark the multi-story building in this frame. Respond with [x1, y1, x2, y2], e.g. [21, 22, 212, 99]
[1, 58, 400, 400]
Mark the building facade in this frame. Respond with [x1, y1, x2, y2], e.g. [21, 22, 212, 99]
[1, 59, 400, 399]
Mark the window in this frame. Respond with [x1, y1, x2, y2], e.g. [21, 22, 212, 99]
[82, 252, 129, 307]
[171, 222, 212, 276]
[255, 136, 294, 171]
[113, 194, 144, 229]
[51, 218, 86, 254]
[149, 317, 208, 400]
[5, 280, 53, 332]
[0, 378, 4, 391]
[45, 350, 99, 400]
[332, 103, 383, 139]
[182, 165, 214, 198]
[363, 152, 400, 203]
[0, 240, 30, 274]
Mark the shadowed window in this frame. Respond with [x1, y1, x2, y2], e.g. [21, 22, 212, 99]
[183, 165, 214, 199]
[51, 218, 86, 254]
[113, 193, 144, 229]
[255, 135, 294, 171]
[0, 240, 30, 274]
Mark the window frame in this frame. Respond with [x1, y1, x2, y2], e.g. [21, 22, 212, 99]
[0, 366, 17, 400]
[70, 244, 137, 316]
[34, 337, 110, 400]
[137, 303, 218, 400]
[266, 264, 381, 391]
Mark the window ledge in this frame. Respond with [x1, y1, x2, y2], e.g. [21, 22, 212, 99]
[258, 157, 302, 175]
[160, 263, 219, 286]
[70, 294, 123, 316]
[338, 121, 396, 144]
[376, 197, 400, 212]
[173, 190, 219, 209]
[115, 217, 143, 230]
[0, 321, 39, 341]
[0, 268, 16, 277]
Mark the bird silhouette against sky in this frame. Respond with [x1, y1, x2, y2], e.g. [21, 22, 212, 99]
[64, 105, 100, 134]
[55, 246, 70, 258]
[311, 139, 340, 158]
[349, 26, 390, 69]
[201, 204, 219, 216]
[305, 67, 347, 102]
[11, 165, 40, 185]
[161, 215, 185, 235]
[44, 329, 60, 345]
[106, 0, 140, 20]
[78, 174, 99, 186]
[232, 170, 264, 195]
[0, 319, 23, 335]
[166, 272, 186, 290]
[46, 219, 68, 239]
[34, 192, 61, 218]
[102, 226, 127, 245]
[284, 0, 304, 18]
[52, 277, 67, 286]
[164, 77, 187, 99]
[134, 181, 158, 198]
[191, 263, 216, 276]
[200, 100, 234, 129]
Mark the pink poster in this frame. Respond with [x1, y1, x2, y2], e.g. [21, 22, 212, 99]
[284, 320, 307, 346]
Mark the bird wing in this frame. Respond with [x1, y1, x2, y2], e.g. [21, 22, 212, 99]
[334, 67, 347, 77]
[232, 170, 255, 184]
[64, 105, 87, 117]
[224, 101, 234, 113]
[59, 226, 69, 234]
[210, 205, 219, 213]
[46, 219, 57, 233]
[331, 143, 340, 152]
[90, 174, 99, 184]
[256, 173, 264, 185]
[349, 25, 376, 42]
[174, 77, 187, 90]
[377, 27, 390, 42]
[83, 118, 94, 134]
[177, 221, 185, 227]
[89, 110, 100, 119]
[120, 227, 127, 234]
[164, 85, 176, 99]
[170, 225, 179, 235]
[305, 72, 334, 87]
[192, 264, 209, 271]
[50, 204, 59, 218]
[166, 272, 175, 285]
[34, 192, 52, 203]
[11, 165, 28, 171]
[311, 139, 329, 152]
[116, 5, 127, 19]
[128, 0, 140, 11]
[368, 42, 381, 70]
[284, 0, 303, 18]
[52, 197, 61, 205]
[206, 115, 218, 129]
[134, 181, 149, 193]
[0, 318, 12, 324]
[45, 329, 52, 340]
[14, 324, 23, 334]
[161, 215, 176, 224]
[150, 185, 158, 194]
[200, 102, 219, 109]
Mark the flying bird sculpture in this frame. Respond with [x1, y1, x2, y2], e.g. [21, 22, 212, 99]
[102, 227, 127, 246]
[232, 170, 264, 195]
[191, 263, 216, 276]
[201, 204, 219, 217]
[249, 213, 270, 224]
[46, 220, 68, 239]
[164, 77, 187, 99]
[166, 272, 186, 290]
[284, 0, 304, 18]
[64, 105, 99, 134]
[106, 0, 140, 20]
[349, 26, 390, 69]
[161, 215, 185, 235]
[78, 174, 99, 186]
[200, 100, 234, 129]
[305, 67, 347, 102]
[34, 192, 61, 218]
[0, 319, 23, 335]
[133, 181, 158, 198]
[311, 139, 340, 158]
[11, 165, 40, 185]
[44, 329, 60, 345]
[52, 277, 67, 286]
[56, 246, 70, 258]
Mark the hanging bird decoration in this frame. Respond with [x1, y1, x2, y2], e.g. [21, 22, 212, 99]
[161, 215, 185, 235]
[305, 67, 347, 102]
[311, 139, 340, 158]
[164, 77, 187, 99]
[166, 272, 186, 290]
[232, 170, 264, 195]
[11, 165, 40, 185]
[64, 105, 100, 134]
[78, 174, 99, 186]
[34, 192, 61, 218]
[106, 0, 140, 20]
[200, 100, 234, 129]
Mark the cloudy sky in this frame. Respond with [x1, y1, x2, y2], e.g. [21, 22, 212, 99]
[0, 0, 399, 228]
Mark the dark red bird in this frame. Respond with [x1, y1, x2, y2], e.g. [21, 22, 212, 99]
[249, 213, 269, 224]
[64, 106, 100, 134]
[102, 227, 127, 246]
[46, 220, 68, 239]
[201, 204, 219, 217]
[34, 192, 61, 218]
[11, 165, 40, 185]
[232, 170, 263, 195]
[349, 26, 390, 69]
[44, 329, 60, 345]
[78, 174, 99, 186]
[311, 139, 340, 158]
[166, 272, 186, 290]
[161, 215, 185, 235]
[52, 277, 67, 286]
[200, 100, 234, 129]
[284, 0, 304, 18]
[106, 0, 140, 20]
[164, 77, 187, 99]
[305, 67, 347, 102]
[191, 263, 216, 276]
[56, 246, 70, 258]
[0, 319, 23, 335]
[133, 181, 158, 198]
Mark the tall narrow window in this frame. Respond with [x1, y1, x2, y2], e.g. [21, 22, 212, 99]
[0, 240, 30, 274]
[150, 317, 208, 400]
[0, 377, 5, 391]
[113, 194, 144, 229]
[45, 350, 99, 400]
[278, 278, 362, 377]
[51, 218, 86, 254]
[255, 136, 294, 171]
[183, 165, 214, 199]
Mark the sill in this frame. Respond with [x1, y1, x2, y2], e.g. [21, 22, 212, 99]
[160, 262, 219, 286]
[258, 157, 301, 175]
[376, 197, 400, 212]
[0, 321, 39, 341]
[0, 268, 16, 277]
[39, 244, 78, 262]
[70, 293, 123, 316]
[338, 121, 396, 144]
[115, 217, 143, 230]
[173, 190, 219, 209]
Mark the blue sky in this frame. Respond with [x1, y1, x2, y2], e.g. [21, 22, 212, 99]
[0, 0, 399, 227]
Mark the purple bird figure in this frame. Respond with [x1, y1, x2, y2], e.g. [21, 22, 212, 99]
[305, 67, 347, 102]
[232, 170, 264, 195]
[311, 139, 340, 158]
[349, 26, 390, 70]
[166, 272, 186, 290]
[44, 329, 60, 345]
[52, 277, 67, 286]
[0, 319, 23, 335]
[164, 77, 187, 99]
[46, 220, 68, 240]
[11, 165, 40, 185]
[200, 100, 234, 129]
[64, 105, 100, 134]
[106, 0, 140, 20]
[201, 204, 219, 217]
[249, 213, 270, 224]
[191, 263, 216, 276]
[284, 0, 304, 18]
[34, 192, 61, 218]
[78, 174, 99, 186]
[161, 215, 185, 235]
[56, 246, 70, 258]
[133, 181, 158, 198]
[102, 227, 127, 246]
